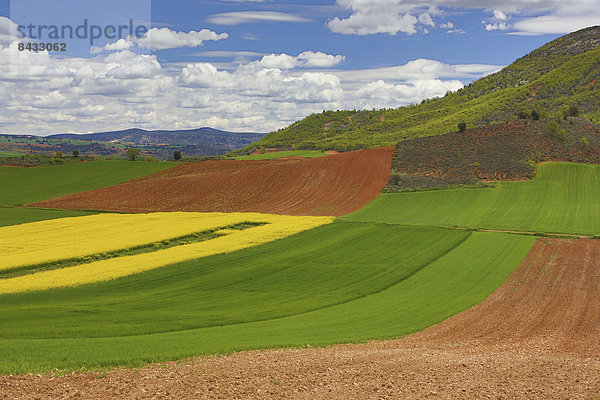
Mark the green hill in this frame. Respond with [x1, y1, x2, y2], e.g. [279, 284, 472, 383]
[236, 26, 600, 152]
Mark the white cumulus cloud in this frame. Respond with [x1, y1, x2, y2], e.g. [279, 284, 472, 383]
[138, 28, 229, 50]
[327, 0, 600, 36]
[419, 13, 435, 27]
[328, 9, 418, 35]
[251, 51, 346, 69]
[484, 22, 510, 31]
[493, 10, 508, 20]
[440, 21, 466, 33]
[178, 60, 344, 103]
[356, 78, 463, 107]
[91, 27, 228, 53]
[90, 38, 133, 54]
[0, 16, 19, 46]
[298, 51, 346, 68]
[0, 17, 503, 135]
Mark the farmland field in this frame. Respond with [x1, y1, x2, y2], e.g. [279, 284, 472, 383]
[230, 150, 329, 160]
[0, 160, 173, 206]
[0, 151, 23, 157]
[32, 147, 395, 216]
[0, 212, 332, 293]
[346, 162, 600, 236]
[3, 152, 593, 377]
[0, 221, 534, 373]
[0, 160, 173, 227]
[0, 206, 90, 227]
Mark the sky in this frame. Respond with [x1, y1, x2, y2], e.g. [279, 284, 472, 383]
[0, 0, 598, 135]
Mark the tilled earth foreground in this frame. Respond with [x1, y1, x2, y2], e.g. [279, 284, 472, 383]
[31, 147, 395, 216]
[2, 238, 600, 399]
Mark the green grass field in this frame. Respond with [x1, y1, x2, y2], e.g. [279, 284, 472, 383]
[0, 160, 173, 227]
[0, 221, 534, 373]
[0, 223, 468, 339]
[0, 151, 24, 157]
[0, 207, 91, 228]
[345, 162, 600, 236]
[230, 150, 329, 160]
[0, 160, 172, 206]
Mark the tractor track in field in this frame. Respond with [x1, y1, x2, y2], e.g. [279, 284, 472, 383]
[2, 238, 600, 399]
[30, 147, 395, 217]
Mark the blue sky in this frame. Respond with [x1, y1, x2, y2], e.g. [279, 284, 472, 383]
[0, 0, 598, 135]
[152, 0, 554, 68]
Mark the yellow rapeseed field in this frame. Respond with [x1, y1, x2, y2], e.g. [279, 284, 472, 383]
[0, 212, 333, 294]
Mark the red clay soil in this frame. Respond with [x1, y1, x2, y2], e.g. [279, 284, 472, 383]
[2, 238, 600, 399]
[30, 147, 395, 216]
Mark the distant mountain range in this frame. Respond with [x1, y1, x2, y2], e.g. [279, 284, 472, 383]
[49, 127, 265, 149]
[0, 127, 266, 161]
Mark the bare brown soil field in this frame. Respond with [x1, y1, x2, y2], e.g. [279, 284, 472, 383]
[248, 148, 339, 156]
[413, 238, 600, 354]
[31, 147, 394, 216]
[3, 238, 600, 399]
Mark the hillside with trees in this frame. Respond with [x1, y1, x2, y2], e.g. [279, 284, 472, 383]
[385, 117, 600, 191]
[234, 26, 600, 153]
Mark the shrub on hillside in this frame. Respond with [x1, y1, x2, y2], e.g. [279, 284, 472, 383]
[569, 104, 580, 117]
[580, 137, 590, 150]
[531, 109, 540, 120]
[546, 120, 566, 141]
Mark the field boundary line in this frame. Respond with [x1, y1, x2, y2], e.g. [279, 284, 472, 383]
[339, 219, 596, 239]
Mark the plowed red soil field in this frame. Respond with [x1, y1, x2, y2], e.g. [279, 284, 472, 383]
[31, 147, 394, 216]
[413, 238, 600, 354]
[3, 238, 600, 399]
